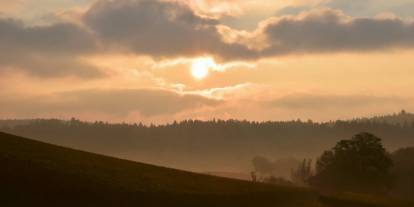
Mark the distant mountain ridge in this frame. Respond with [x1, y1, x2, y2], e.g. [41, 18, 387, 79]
[1, 110, 413, 128]
[354, 110, 414, 126]
[1, 111, 413, 173]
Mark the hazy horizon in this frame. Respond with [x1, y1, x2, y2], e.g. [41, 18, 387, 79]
[2, 111, 414, 174]
[0, 109, 412, 125]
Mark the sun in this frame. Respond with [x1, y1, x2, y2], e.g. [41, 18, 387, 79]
[190, 58, 212, 80]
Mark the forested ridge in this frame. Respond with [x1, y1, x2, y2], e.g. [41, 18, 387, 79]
[1, 111, 414, 171]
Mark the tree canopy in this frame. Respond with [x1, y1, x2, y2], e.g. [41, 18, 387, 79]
[311, 132, 393, 193]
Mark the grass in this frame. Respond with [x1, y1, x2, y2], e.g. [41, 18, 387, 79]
[0, 131, 412, 207]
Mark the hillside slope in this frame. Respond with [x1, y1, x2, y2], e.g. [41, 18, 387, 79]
[0, 131, 319, 207]
[1, 131, 411, 207]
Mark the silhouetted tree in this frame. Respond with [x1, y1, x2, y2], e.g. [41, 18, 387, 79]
[291, 159, 312, 186]
[310, 132, 393, 194]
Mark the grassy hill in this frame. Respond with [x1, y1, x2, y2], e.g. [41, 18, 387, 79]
[0, 131, 411, 207]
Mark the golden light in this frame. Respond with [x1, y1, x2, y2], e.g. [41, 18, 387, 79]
[190, 58, 215, 80]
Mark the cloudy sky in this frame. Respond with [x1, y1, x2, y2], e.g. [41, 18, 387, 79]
[1, 0, 414, 123]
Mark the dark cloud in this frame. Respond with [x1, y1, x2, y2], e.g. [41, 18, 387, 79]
[262, 9, 414, 56]
[0, 89, 220, 117]
[269, 94, 406, 110]
[83, 0, 255, 60]
[82, 2, 414, 60]
[0, 18, 102, 78]
[0, 19, 96, 54]
[2, 1, 414, 78]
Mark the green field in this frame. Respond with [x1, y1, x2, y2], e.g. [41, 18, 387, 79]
[0, 131, 410, 207]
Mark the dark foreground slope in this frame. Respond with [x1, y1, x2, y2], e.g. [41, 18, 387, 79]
[0, 132, 319, 207]
[0, 132, 410, 207]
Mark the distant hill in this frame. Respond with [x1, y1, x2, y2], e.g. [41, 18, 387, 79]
[355, 110, 414, 126]
[1, 112, 414, 173]
[1, 132, 411, 207]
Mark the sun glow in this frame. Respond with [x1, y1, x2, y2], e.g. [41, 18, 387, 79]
[190, 58, 215, 79]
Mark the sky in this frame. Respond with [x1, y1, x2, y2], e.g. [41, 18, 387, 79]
[1, 0, 414, 123]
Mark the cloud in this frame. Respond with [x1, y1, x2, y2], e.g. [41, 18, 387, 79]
[184, 0, 245, 18]
[260, 9, 414, 56]
[83, 0, 256, 60]
[0, 88, 221, 117]
[186, 83, 254, 99]
[83, 1, 414, 60]
[269, 94, 406, 110]
[0, 17, 102, 78]
[2, 0, 414, 79]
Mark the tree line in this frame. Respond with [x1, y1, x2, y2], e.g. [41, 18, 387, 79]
[0, 111, 413, 172]
[254, 132, 414, 200]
